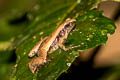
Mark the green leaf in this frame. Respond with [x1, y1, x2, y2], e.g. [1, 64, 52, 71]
[10, 0, 116, 80]
[68, 10, 116, 50]
[0, 50, 14, 80]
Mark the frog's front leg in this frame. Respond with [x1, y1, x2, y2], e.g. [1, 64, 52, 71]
[58, 32, 72, 51]
[58, 42, 72, 51]
[28, 36, 48, 57]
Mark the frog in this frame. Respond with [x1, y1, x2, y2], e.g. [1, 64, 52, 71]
[28, 18, 76, 73]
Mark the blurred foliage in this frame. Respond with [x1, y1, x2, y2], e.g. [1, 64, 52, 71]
[0, 0, 37, 18]
[99, 65, 120, 80]
[0, 50, 15, 80]
[0, 0, 118, 80]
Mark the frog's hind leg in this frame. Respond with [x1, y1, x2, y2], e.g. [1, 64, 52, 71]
[29, 48, 48, 73]
[28, 36, 48, 57]
[37, 48, 48, 62]
[28, 56, 46, 73]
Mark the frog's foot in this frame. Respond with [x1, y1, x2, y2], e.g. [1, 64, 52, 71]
[58, 43, 73, 51]
[28, 57, 46, 74]
[65, 46, 73, 51]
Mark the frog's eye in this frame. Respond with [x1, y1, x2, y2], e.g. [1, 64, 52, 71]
[65, 22, 74, 28]
[65, 23, 70, 28]
[70, 21, 76, 26]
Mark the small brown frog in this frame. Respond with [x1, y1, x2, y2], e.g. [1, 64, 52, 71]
[28, 18, 76, 73]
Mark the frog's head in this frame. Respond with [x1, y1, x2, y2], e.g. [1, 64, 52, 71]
[65, 18, 76, 25]
[64, 18, 76, 32]
[59, 18, 76, 37]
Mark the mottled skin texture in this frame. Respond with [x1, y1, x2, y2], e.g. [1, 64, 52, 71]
[28, 18, 76, 73]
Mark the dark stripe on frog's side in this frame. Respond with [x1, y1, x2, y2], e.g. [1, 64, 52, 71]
[49, 21, 76, 52]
